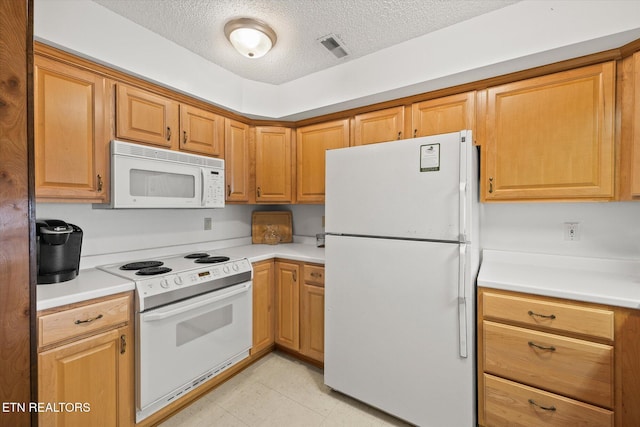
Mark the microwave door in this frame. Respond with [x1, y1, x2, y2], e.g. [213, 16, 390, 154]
[112, 155, 201, 208]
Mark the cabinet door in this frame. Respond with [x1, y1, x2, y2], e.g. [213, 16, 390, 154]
[632, 52, 640, 197]
[179, 105, 224, 157]
[354, 106, 404, 145]
[296, 119, 349, 203]
[255, 127, 292, 203]
[481, 62, 615, 201]
[252, 261, 275, 355]
[225, 119, 250, 202]
[300, 282, 325, 363]
[34, 56, 110, 202]
[274, 261, 300, 351]
[116, 83, 179, 149]
[412, 91, 475, 138]
[38, 326, 133, 427]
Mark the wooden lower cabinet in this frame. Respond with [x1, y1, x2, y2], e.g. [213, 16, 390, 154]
[300, 265, 325, 363]
[274, 260, 325, 364]
[37, 293, 134, 427]
[478, 288, 640, 427]
[252, 260, 275, 354]
[274, 260, 300, 350]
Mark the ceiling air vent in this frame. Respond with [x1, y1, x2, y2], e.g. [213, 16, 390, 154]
[318, 34, 348, 58]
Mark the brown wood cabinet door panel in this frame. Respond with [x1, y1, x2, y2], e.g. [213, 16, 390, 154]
[354, 106, 404, 145]
[252, 261, 275, 354]
[39, 328, 124, 427]
[483, 374, 613, 427]
[482, 62, 615, 200]
[274, 261, 300, 350]
[255, 127, 292, 202]
[116, 84, 178, 149]
[483, 321, 613, 408]
[225, 119, 250, 202]
[412, 92, 475, 138]
[180, 105, 224, 157]
[35, 56, 109, 201]
[632, 52, 640, 196]
[300, 282, 325, 363]
[296, 119, 349, 203]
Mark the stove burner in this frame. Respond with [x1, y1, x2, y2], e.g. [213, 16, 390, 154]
[194, 256, 231, 264]
[135, 266, 173, 276]
[184, 253, 210, 259]
[120, 261, 164, 271]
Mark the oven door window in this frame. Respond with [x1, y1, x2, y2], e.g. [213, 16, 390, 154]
[176, 304, 232, 346]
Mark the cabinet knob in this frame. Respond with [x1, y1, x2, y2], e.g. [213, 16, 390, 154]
[227, 184, 231, 197]
[120, 334, 127, 354]
[183, 131, 187, 144]
[413, 129, 417, 138]
[166, 127, 172, 141]
[257, 187, 262, 197]
[488, 177, 494, 194]
[397, 131, 402, 140]
[97, 174, 103, 192]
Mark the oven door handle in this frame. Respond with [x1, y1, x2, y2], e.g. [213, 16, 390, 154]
[142, 282, 251, 322]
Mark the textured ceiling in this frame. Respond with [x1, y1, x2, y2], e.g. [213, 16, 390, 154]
[91, 0, 519, 85]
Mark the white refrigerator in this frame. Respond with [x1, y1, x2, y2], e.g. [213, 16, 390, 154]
[324, 130, 479, 427]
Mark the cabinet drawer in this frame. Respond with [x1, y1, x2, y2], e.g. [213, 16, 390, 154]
[483, 321, 613, 408]
[483, 374, 613, 427]
[304, 265, 325, 286]
[39, 294, 131, 348]
[482, 291, 614, 340]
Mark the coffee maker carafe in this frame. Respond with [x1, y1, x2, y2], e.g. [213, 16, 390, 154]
[36, 219, 83, 284]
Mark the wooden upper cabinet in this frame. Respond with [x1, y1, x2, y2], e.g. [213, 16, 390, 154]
[412, 91, 475, 138]
[631, 52, 640, 197]
[224, 119, 250, 202]
[481, 62, 615, 201]
[116, 83, 179, 150]
[179, 105, 224, 157]
[34, 55, 110, 202]
[353, 106, 405, 145]
[296, 119, 349, 203]
[255, 126, 292, 203]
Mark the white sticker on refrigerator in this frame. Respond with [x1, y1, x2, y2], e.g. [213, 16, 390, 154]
[420, 144, 440, 172]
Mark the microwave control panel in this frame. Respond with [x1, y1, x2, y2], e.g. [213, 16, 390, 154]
[203, 168, 225, 208]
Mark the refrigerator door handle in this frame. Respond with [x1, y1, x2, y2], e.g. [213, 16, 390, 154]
[459, 182, 467, 242]
[458, 244, 468, 358]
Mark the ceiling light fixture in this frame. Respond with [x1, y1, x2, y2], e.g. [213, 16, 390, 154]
[224, 18, 277, 59]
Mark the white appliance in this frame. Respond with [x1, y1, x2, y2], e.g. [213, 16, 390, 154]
[108, 140, 225, 209]
[324, 130, 479, 427]
[98, 252, 252, 422]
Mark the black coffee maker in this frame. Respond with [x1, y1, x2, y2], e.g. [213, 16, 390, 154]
[36, 219, 83, 284]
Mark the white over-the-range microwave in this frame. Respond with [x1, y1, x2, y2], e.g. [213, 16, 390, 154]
[100, 140, 225, 209]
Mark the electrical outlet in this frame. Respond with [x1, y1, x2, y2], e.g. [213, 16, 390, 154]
[564, 222, 580, 241]
[204, 217, 212, 230]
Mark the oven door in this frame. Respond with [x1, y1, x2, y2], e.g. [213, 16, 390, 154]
[136, 281, 252, 421]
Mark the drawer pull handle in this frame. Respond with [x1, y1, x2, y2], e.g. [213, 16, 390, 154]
[528, 341, 556, 352]
[528, 310, 556, 320]
[528, 399, 556, 412]
[310, 272, 322, 278]
[74, 314, 103, 325]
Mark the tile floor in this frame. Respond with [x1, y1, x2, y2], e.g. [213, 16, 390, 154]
[159, 352, 412, 427]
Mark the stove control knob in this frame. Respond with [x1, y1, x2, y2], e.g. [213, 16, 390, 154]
[160, 279, 169, 289]
[232, 263, 239, 272]
[223, 265, 230, 274]
[174, 276, 183, 286]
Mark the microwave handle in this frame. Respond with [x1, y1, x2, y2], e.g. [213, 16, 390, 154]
[201, 168, 206, 206]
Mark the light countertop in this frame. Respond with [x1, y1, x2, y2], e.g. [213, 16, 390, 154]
[478, 249, 640, 309]
[37, 241, 324, 311]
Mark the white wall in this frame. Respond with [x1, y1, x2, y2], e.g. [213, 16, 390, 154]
[35, 203, 255, 256]
[34, 0, 640, 120]
[480, 202, 640, 260]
